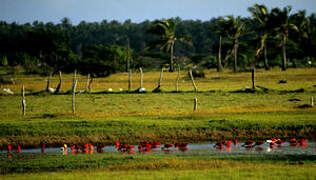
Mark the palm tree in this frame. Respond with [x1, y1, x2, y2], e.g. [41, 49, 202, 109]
[214, 18, 225, 72]
[248, 4, 270, 70]
[147, 19, 192, 72]
[219, 16, 245, 72]
[270, 6, 298, 71]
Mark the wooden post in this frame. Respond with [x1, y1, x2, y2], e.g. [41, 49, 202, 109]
[194, 98, 198, 112]
[189, 70, 198, 92]
[22, 85, 26, 117]
[128, 69, 132, 91]
[251, 69, 255, 90]
[46, 73, 52, 92]
[311, 96, 314, 107]
[55, 71, 62, 94]
[176, 67, 180, 92]
[85, 74, 91, 92]
[139, 67, 143, 89]
[72, 70, 77, 114]
[158, 68, 163, 88]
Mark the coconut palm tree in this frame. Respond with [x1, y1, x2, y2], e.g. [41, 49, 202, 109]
[219, 16, 245, 72]
[214, 18, 225, 72]
[270, 6, 298, 71]
[248, 4, 270, 70]
[147, 19, 192, 72]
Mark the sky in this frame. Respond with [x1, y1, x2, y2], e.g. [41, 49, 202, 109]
[1, 0, 316, 25]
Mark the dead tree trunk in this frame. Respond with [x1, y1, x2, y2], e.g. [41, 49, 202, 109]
[189, 70, 198, 92]
[85, 74, 93, 92]
[55, 71, 62, 94]
[46, 73, 52, 92]
[21, 85, 26, 117]
[194, 98, 198, 112]
[251, 69, 255, 90]
[128, 69, 132, 91]
[139, 67, 143, 89]
[72, 70, 77, 115]
[153, 68, 163, 92]
[175, 67, 180, 92]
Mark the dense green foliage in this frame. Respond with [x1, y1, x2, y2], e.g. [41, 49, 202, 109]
[0, 5, 315, 76]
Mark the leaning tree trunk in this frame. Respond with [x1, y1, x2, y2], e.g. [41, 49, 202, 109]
[282, 39, 287, 71]
[217, 35, 223, 72]
[169, 40, 175, 72]
[263, 45, 270, 70]
[233, 38, 239, 73]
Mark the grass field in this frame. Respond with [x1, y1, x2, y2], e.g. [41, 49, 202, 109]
[0, 68, 316, 178]
[0, 154, 315, 179]
[0, 68, 315, 147]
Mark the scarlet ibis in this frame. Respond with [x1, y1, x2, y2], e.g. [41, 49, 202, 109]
[175, 143, 188, 148]
[163, 144, 173, 149]
[97, 144, 105, 153]
[225, 141, 232, 146]
[138, 144, 144, 151]
[17, 145, 21, 153]
[126, 145, 134, 151]
[299, 139, 308, 144]
[214, 141, 224, 149]
[7, 145, 12, 153]
[241, 140, 255, 147]
[41, 143, 46, 153]
[179, 147, 188, 152]
[288, 138, 298, 145]
[115, 141, 120, 149]
[234, 139, 238, 145]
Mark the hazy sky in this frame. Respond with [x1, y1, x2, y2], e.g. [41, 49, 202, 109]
[1, 0, 315, 24]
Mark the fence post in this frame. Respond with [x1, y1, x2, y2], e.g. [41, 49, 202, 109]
[252, 69, 255, 90]
[311, 96, 314, 107]
[72, 70, 77, 114]
[189, 70, 198, 92]
[176, 67, 180, 92]
[22, 85, 26, 117]
[128, 69, 132, 91]
[86, 73, 92, 92]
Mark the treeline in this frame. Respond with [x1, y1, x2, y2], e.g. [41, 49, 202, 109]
[0, 5, 315, 76]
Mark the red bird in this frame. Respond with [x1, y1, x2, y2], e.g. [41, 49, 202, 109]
[225, 141, 232, 146]
[175, 143, 189, 148]
[17, 145, 21, 153]
[7, 145, 12, 153]
[234, 139, 238, 145]
[242, 140, 255, 147]
[288, 138, 298, 145]
[163, 144, 173, 149]
[214, 141, 224, 148]
[299, 139, 308, 144]
[115, 141, 120, 149]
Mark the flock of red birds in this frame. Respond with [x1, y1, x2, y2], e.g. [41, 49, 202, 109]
[213, 138, 309, 152]
[115, 141, 189, 154]
[3, 138, 308, 154]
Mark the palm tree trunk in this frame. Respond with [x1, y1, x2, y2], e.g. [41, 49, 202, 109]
[282, 37, 287, 71]
[233, 39, 238, 73]
[169, 40, 175, 72]
[263, 45, 269, 70]
[125, 39, 130, 72]
[217, 35, 223, 72]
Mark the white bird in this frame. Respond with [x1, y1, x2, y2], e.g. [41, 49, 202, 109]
[118, 88, 123, 91]
[77, 90, 85, 94]
[48, 87, 56, 93]
[108, 88, 113, 92]
[139, 88, 146, 93]
[3, 88, 14, 95]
